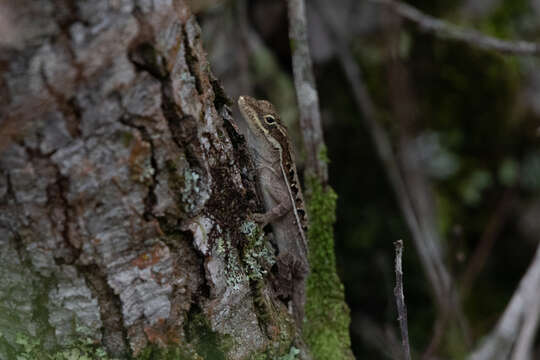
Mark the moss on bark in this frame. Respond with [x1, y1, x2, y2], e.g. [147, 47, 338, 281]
[304, 177, 354, 360]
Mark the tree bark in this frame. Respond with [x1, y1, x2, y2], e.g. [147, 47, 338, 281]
[0, 1, 300, 358]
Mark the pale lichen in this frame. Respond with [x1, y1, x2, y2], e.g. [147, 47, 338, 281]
[182, 169, 201, 213]
[240, 221, 275, 280]
[214, 234, 248, 291]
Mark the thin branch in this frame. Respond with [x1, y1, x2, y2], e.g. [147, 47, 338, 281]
[511, 294, 540, 360]
[314, 2, 473, 351]
[469, 243, 540, 360]
[422, 313, 449, 359]
[368, 0, 540, 55]
[354, 316, 403, 360]
[286, 0, 328, 184]
[313, 0, 450, 311]
[460, 189, 514, 297]
[394, 240, 412, 360]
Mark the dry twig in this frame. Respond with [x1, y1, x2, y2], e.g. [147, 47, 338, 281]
[469, 244, 540, 360]
[286, 0, 328, 183]
[368, 0, 540, 55]
[394, 240, 412, 360]
[313, 0, 452, 312]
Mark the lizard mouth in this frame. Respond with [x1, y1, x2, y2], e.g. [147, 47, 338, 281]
[237, 96, 262, 136]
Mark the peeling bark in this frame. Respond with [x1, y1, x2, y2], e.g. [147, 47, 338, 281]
[0, 1, 299, 358]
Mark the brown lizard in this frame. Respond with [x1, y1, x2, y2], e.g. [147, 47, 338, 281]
[237, 95, 309, 326]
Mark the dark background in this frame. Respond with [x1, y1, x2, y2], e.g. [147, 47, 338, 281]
[196, 0, 540, 358]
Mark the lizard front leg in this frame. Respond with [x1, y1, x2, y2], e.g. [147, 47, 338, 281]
[252, 166, 293, 227]
[252, 200, 291, 227]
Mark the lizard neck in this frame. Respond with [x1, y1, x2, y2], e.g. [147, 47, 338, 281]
[246, 131, 279, 166]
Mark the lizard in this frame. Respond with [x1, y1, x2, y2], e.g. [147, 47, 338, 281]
[237, 95, 309, 326]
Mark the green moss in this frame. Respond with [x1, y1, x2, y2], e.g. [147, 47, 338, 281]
[135, 346, 200, 360]
[11, 331, 114, 360]
[185, 310, 231, 360]
[249, 279, 296, 353]
[121, 131, 134, 147]
[278, 346, 300, 360]
[247, 341, 299, 360]
[304, 177, 354, 360]
[317, 145, 330, 165]
[136, 308, 234, 360]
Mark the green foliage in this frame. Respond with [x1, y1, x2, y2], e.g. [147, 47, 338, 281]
[460, 169, 493, 206]
[478, 0, 529, 38]
[498, 158, 519, 186]
[304, 177, 354, 360]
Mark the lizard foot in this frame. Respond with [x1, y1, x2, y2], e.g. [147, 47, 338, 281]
[251, 212, 269, 228]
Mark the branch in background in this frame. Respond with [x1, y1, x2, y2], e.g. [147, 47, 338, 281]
[286, 0, 328, 184]
[394, 240, 412, 360]
[234, 0, 253, 96]
[469, 244, 540, 360]
[510, 293, 540, 360]
[460, 189, 514, 297]
[313, 2, 474, 354]
[313, 0, 451, 312]
[354, 316, 403, 360]
[422, 313, 449, 359]
[367, 0, 540, 55]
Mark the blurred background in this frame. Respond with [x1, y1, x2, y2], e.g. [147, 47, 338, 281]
[193, 0, 540, 358]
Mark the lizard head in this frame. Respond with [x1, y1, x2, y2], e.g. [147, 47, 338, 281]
[237, 95, 288, 149]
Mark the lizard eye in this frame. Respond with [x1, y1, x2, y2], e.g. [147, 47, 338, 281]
[264, 115, 276, 125]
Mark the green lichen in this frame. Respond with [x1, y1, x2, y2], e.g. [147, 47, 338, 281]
[164, 160, 205, 214]
[138, 161, 155, 184]
[240, 221, 276, 280]
[215, 221, 277, 292]
[215, 234, 248, 291]
[182, 169, 201, 212]
[304, 177, 354, 360]
[237, 222, 296, 357]
[10, 331, 115, 360]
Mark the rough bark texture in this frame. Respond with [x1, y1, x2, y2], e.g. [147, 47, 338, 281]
[0, 1, 298, 358]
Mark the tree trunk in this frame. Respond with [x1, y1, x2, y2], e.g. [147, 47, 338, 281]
[0, 1, 301, 358]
